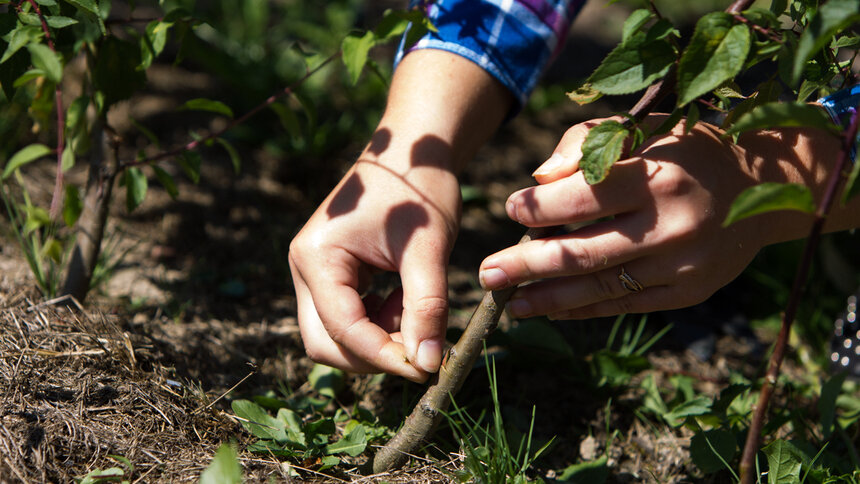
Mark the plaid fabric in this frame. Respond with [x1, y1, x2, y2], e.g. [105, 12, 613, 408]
[395, 0, 586, 107]
[819, 84, 860, 162]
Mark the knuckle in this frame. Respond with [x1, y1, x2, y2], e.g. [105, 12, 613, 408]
[612, 297, 635, 315]
[412, 296, 449, 322]
[592, 271, 620, 300]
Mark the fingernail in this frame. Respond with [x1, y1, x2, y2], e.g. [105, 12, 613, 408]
[508, 298, 532, 318]
[505, 197, 519, 222]
[417, 339, 442, 372]
[479, 267, 510, 290]
[532, 153, 566, 177]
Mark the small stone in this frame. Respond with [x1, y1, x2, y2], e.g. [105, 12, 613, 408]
[579, 435, 599, 460]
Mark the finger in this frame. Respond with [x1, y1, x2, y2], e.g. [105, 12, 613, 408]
[547, 285, 693, 320]
[532, 122, 596, 184]
[376, 287, 404, 333]
[479, 214, 656, 291]
[295, 251, 428, 381]
[399, 253, 449, 374]
[507, 262, 668, 319]
[507, 159, 647, 227]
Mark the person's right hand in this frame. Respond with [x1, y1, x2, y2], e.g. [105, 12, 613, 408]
[289, 142, 461, 382]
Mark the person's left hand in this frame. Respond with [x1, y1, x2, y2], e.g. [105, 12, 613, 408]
[477, 115, 814, 320]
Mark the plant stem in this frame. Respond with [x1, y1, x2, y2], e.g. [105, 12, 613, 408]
[738, 104, 860, 484]
[372, 0, 759, 473]
[22, 0, 66, 220]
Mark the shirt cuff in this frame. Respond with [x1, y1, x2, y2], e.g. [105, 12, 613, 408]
[818, 84, 860, 162]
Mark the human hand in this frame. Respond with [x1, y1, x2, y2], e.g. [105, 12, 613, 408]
[478, 115, 819, 319]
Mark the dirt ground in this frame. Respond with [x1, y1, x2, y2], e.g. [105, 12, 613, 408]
[0, 3, 843, 482]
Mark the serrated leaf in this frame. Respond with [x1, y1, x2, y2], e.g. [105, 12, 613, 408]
[723, 182, 815, 227]
[216, 138, 240, 174]
[567, 83, 603, 105]
[44, 16, 78, 28]
[622, 9, 652, 43]
[177, 151, 201, 184]
[1, 24, 41, 64]
[231, 399, 287, 441]
[3, 143, 51, 179]
[725, 101, 837, 136]
[152, 165, 178, 199]
[124, 166, 147, 212]
[580, 120, 629, 185]
[199, 444, 242, 484]
[690, 429, 737, 474]
[180, 98, 233, 118]
[62, 184, 82, 227]
[65, 0, 99, 15]
[589, 31, 674, 95]
[27, 43, 62, 82]
[341, 31, 375, 85]
[324, 425, 366, 457]
[792, 0, 860, 85]
[763, 440, 803, 484]
[677, 13, 751, 106]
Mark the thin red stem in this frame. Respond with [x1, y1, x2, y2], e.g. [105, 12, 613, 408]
[119, 52, 339, 170]
[23, 0, 65, 220]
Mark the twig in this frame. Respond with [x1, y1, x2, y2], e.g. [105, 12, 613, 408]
[25, 294, 84, 312]
[192, 369, 255, 414]
[738, 101, 860, 484]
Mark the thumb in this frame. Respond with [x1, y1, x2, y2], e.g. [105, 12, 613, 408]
[399, 255, 449, 373]
[531, 123, 589, 184]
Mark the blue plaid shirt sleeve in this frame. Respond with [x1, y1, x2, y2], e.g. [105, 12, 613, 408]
[395, 0, 586, 107]
[818, 84, 860, 163]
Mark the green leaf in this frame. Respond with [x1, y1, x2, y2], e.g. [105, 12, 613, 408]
[665, 396, 712, 426]
[725, 101, 837, 136]
[215, 137, 240, 174]
[65, 96, 89, 133]
[580, 120, 629, 185]
[1, 24, 41, 64]
[319, 456, 340, 471]
[791, 0, 860, 85]
[65, 0, 99, 15]
[690, 429, 737, 474]
[685, 102, 700, 134]
[60, 144, 74, 172]
[24, 205, 51, 234]
[93, 36, 146, 107]
[588, 31, 675, 95]
[818, 372, 846, 438]
[140, 20, 170, 70]
[324, 425, 367, 457]
[124, 166, 148, 212]
[308, 363, 344, 399]
[179, 98, 233, 118]
[677, 12, 751, 106]
[152, 165, 178, 199]
[231, 399, 287, 441]
[556, 455, 609, 483]
[177, 151, 201, 184]
[79, 467, 126, 484]
[3, 143, 52, 179]
[763, 440, 803, 484]
[567, 83, 603, 105]
[62, 184, 82, 227]
[622, 9, 652, 43]
[199, 443, 242, 484]
[649, 108, 683, 138]
[341, 31, 375, 85]
[724, 182, 815, 227]
[44, 16, 78, 29]
[27, 43, 62, 82]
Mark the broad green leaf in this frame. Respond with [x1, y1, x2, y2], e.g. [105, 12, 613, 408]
[27, 43, 62, 82]
[690, 429, 737, 474]
[580, 120, 629, 185]
[180, 98, 233, 118]
[177, 151, 201, 184]
[216, 137, 240, 174]
[622, 9, 652, 43]
[152, 165, 178, 199]
[24, 205, 51, 234]
[556, 456, 609, 483]
[685, 102, 700, 134]
[665, 396, 712, 426]
[3, 143, 51, 179]
[308, 363, 344, 399]
[319, 456, 340, 471]
[791, 0, 860, 84]
[832, 34, 860, 48]
[373, 9, 414, 43]
[60, 144, 74, 172]
[649, 108, 683, 138]
[276, 408, 307, 448]
[79, 467, 126, 484]
[770, 0, 788, 16]
[12, 69, 43, 87]
[588, 31, 674, 95]
[725, 101, 837, 136]
[63, 183, 82, 227]
[231, 399, 287, 441]
[65, 96, 89, 132]
[140, 20, 170, 69]
[723, 182, 815, 227]
[591, 349, 650, 387]
[567, 83, 603, 105]
[324, 425, 366, 457]
[677, 13, 751, 106]
[198, 444, 242, 484]
[44, 16, 78, 28]
[763, 440, 803, 484]
[1, 24, 41, 64]
[341, 31, 375, 85]
[124, 166, 148, 212]
[712, 383, 749, 416]
[818, 372, 847, 437]
[65, 0, 99, 15]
